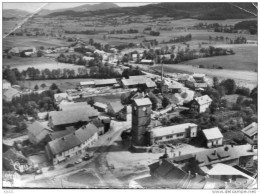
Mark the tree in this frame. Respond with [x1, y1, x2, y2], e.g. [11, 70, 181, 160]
[40, 83, 47, 88]
[50, 83, 58, 90]
[37, 50, 44, 57]
[34, 84, 39, 90]
[213, 77, 219, 88]
[236, 96, 244, 105]
[162, 97, 171, 108]
[220, 79, 237, 95]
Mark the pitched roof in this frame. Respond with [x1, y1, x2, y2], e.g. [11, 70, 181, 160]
[194, 95, 212, 105]
[121, 76, 155, 87]
[3, 148, 27, 163]
[92, 119, 104, 128]
[80, 81, 95, 86]
[108, 101, 124, 113]
[241, 122, 257, 137]
[151, 123, 197, 137]
[59, 102, 91, 111]
[203, 127, 223, 140]
[207, 163, 254, 180]
[146, 81, 157, 88]
[93, 102, 108, 109]
[94, 79, 117, 86]
[49, 108, 99, 126]
[47, 123, 98, 155]
[49, 127, 76, 140]
[27, 121, 53, 137]
[133, 98, 152, 106]
[3, 87, 20, 99]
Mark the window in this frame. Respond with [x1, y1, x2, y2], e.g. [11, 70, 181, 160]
[166, 135, 173, 139]
[156, 137, 162, 141]
[176, 133, 184, 137]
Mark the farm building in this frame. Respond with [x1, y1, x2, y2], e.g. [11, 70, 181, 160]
[58, 102, 91, 111]
[48, 127, 76, 141]
[161, 79, 183, 93]
[94, 79, 118, 87]
[241, 122, 257, 144]
[45, 123, 98, 165]
[202, 127, 223, 148]
[192, 73, 206, 83]
[92, 118, 105, 135]
[190, 95, 212, 113]
[48, 107, 99, 130]
[27, 121, 53, 145]
[185, 78, 208, 90]
[107, 101, 125, 117]
[28, 154, 49, 169]
[93, 102, 108, 112]
[150, 123, 198, 145]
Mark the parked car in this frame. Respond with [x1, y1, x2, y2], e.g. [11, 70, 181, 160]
[66, 163, 74, 168]
[82, 153, 93, 161]
[35, 169, 43, 175]
[75, 158, 83, 164]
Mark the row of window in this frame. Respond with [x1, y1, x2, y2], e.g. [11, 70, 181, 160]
[155, 133, 184, 141]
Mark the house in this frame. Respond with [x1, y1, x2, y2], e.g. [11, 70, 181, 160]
[246, 40, 258, 44]
[190, 95, 212, 113]
[48, 107, 99, 130]
[161, 79, 183, 93]
[202, 127, 223, 148]
[3, 79, 11, 89]
[177, 74, 191, 84]
[54, 93, 69, 103]
[185, 78, 207, 90]
[45, 123, 99, 165]
[192, 73, 206, 83]
[3, 87, 20, 102]
[150, 123, 198, 145]
[107, 101, 125, 117]
[94, 79, 118, 87]
[80, 80, 95, 88]
[37, 112, 48, 120]
[27, 121, 53, 145]
[92, 118, 105, 135]
[241, 122, 257, 144]
[3, 148, 28, 173]
[93, 102, 108, 112]
[102, 118, 111, 133]
[48, 127, 76, 141]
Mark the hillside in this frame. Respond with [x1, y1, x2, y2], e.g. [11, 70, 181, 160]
[3, 9, 30, 19]
[46, 2, 257, 20]
[37, 2, 119, 16]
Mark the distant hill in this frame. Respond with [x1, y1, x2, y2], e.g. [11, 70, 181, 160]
[37, 2, 119, 16]
[46, 2, 257, 20]
[3, 9, 30, 18]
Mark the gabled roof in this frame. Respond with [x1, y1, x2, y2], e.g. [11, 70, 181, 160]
[93, 102, 108, 109]
[47, 123, 98, 155]
[80, 81, 95, 86]
[151, 123, 197, 137]
[49, 108, 99, 126]
[92, 119, 104, 128]
[241, 122, 257, 137]
[3, 87, 20, 99]
[3, 148, 27, 163]
[107, 101, 124, 113]
[49, 127, 76, 140]
[27, 121, 53, 138]
[194, 95, 212, 105]
[59, 102, 91, 111]
[121, 76, 155, 87]
[133, 98, 152, 106]
[203, 127, 223, 140]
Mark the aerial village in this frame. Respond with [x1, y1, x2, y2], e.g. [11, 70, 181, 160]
[2, 2, 258, 189]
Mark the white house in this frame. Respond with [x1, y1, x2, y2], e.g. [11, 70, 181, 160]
[45, 123, 98, 165]
[150, 123, 198, 144]
[54, 93, 69, 103]
[202, 127, 223, 148]
[190, 95, 212, 113]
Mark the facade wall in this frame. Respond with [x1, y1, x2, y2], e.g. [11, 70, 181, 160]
[199, 103, 211, 113]
[206, 138, 223, 148]
[239, 155, 254, 168]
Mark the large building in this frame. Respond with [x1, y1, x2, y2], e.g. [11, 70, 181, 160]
[241, 122, 258, 144]
[132, 98, 152, 146]
[48, 107, 99, 130]
[202, 127, 223, 148]
[190, 95, 212, 113]
[45, 123, 98, 165]
[121, 76, 156, 89]
[150, 123, 198, 145]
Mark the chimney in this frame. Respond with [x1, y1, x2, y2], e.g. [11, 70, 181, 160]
[213, 150, 216, 155]
[159, 159, 162, 166]
[224, 146, 229, 151]
[231, 144, 234, 148]
[188, 171, 191, 176]
[179, 151, 181, 156]
[229, 179, 232, 183]
[195, 173, 198, 177]
[251, 145, 254, 152]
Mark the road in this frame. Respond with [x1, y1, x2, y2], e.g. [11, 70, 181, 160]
[20, 120, 130, 188]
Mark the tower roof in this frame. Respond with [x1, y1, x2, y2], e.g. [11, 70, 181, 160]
[133, 98, 152, 106]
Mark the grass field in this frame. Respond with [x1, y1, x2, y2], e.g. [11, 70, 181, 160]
[183, 44, 257, 71]
[3, 36, 70, 49]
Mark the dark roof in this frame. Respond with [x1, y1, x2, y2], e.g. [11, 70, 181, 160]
[49, 127, 76, 140]
[3, 148, 27, 163]
[47, 123, 98, 155]
[172, 154, 194, 163]
[49, 107, 99, 126]
[92, 119, 104, 128]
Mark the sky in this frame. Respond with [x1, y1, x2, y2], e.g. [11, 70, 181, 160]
[3, 3, 153, 12]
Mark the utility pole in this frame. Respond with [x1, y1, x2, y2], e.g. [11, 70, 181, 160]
[161, 61, 164, 81]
